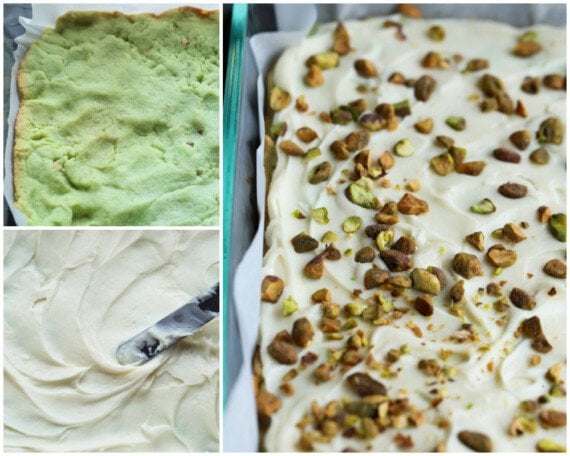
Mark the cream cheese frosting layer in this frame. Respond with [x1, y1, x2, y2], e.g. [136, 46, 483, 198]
[4, 230, 219, 452]
[261, 15, 566, 452]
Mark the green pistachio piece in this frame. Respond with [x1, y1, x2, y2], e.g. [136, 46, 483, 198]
[304, 147, 321, 162]
[342, 216, 362, 234]
[368, 167, 384, 179]
[376, 230, 394, 252]
[345, 302, 365, 316]
[292, 209, 306, 219]
[537, 439, 566, 453]
[308, 161, 331, 184]
[411, 268, 442, 295]
[393, 99, 411, 117]
[346, 178, 376, 209]
[430, 153, 454, 175]
[394, 138, 414, 157]
[549, 213, 566, 242]
[269, 86, 291, 111]
[311, 207, 329, 224]
[470, 198, 496, 214]
[305, 51, 340, 70]
[519, 30, 538, 42]
[283, 296, 299, 317]
[321, 231, 337, 243]
[269, 122, 287, 137]
[378, 294, 393, 312]
[427, 25, 445, 41]
[446, 116, 466, 131]
[537, 117, 563, 145]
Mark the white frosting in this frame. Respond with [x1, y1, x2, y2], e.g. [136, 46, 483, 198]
[4, 230, 219, 452]
[261, 16, 566, 452]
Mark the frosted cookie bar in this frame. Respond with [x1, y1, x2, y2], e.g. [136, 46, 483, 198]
[258, 11, 566, 452]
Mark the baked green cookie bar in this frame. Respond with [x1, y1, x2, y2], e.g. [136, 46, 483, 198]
[14, 7, 219, 226]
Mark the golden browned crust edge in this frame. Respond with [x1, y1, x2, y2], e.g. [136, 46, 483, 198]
[12, 6, 219, 212]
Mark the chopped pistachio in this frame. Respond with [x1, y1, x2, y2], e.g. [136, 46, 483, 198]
[414, 295, 434, 316]
[411, 268, 441, 295]
[392, 236, 416, 254]
[453, 252, 483, 279]
[355, 246, 375, 263]
[311, 207, 329, 224]
[388, 72, 406, 84]
[378, 151, 395, 169]
[346, 372, 387, 397]
[465, 58, 489, 72]
[261, 275, 285, 303]
[530, 147, 550, 165]
[342, 216, 362, 234]
[279, 139, 305, 156]
[509, 130, 531, 150]
[537, 206, 552, 223]
[312, 288, 331, 303]
[332, 23, 351, 55]
[549, 213, 566, 242]
[321, 231, 337, 243]
[446, 116, 466, 131]
[268, 336, 297, 364]
[509, 287, 536, 310]
[380, 249, 413, 272]
[414, 118, 433, 134]
[487, 244, 517, 267]
[480, 97, 498, 112]
[512, 40, 542, 57]
[283, 296, 299, 317]
[329, 139, 350, 160]
[538, 410, 567, 429]
[358, 113, 385, 131]
[305, 51, 340, 69]
[354, 59, 378, 78]
[543, 74, 565, 90]
[501, 223, 527, 243]
[364, 268, 390, 289]
[465, 231, 485, 251]
[427, 25, 445, 41]
[292, 317, 315, 347]
[346, 178, 376, 209]
[308, 161, 331, 184]
[269, 86, 291, 111]
[431, 153, 454, 176]
[536, 439, 566, 453]
[331, 107, 355, 125]
[304, 64, 324, 87]
[543, 259, 566, 279]
[537, 117, 563, 144]
[509, 416, 537, 436]
[521, 76, 541, 94]
[397, 192, 429, 215]
[458, 431, 493, 452]
[414, 75, 436, 102]
[296, 127, 318, 144]
[304, 255, 325, 279]
[470, 198, 496, 214]
[421, 51, 444, 69]
[435, 135, 454, 148]
[479, 73, 505, 97]
[256, 390, 282, 416]
[449, 280, 465, 302]
[498, 182, 528, 199]
[376, 230, 395, 252]
[393, 99, 412, 117]
[269, 122, 287, 137]
[493, 147, 521, 163]
[455, 161, 486, 176]
[292, 209, 306, 219]
[291, 233, 319, 253]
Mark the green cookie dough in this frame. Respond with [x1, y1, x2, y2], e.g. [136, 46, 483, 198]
[14, 7, 219, 226]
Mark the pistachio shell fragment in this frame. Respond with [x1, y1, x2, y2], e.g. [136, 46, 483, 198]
[470, 198, 496, 214]
[346, 372, 387, 397]
[458, 431, 493, 452]
[549, 213, 566, 242]
[453, 253, 483, 279]
[431, 153, 454, 176]
[342, 216, 362, 234]
[537, 117, 563, 145]
[269, 86, 291, 111]
[346, 178, 376, 209]
[309, 161, 331, 184]
[261, 275, 285, 303]
[311, 207, 329, 224]
[411, 268, 441, 295]
[397, 193, 429, 215]
[446, 116, 466, 131]
[394, 138, 414, 157]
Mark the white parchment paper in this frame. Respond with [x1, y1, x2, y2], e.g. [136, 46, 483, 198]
[4, 3, 217, 226]
[224, 3, 566, 451]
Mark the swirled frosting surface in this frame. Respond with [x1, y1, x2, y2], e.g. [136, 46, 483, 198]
[261, 15, 566, 452]
[4, 230, 219, 451]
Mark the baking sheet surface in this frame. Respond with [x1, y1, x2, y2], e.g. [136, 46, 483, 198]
[3, 3, 217, 226]
[224, 3, 566, 451]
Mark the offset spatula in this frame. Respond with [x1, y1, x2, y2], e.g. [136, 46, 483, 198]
[116, 282, 219, 366]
